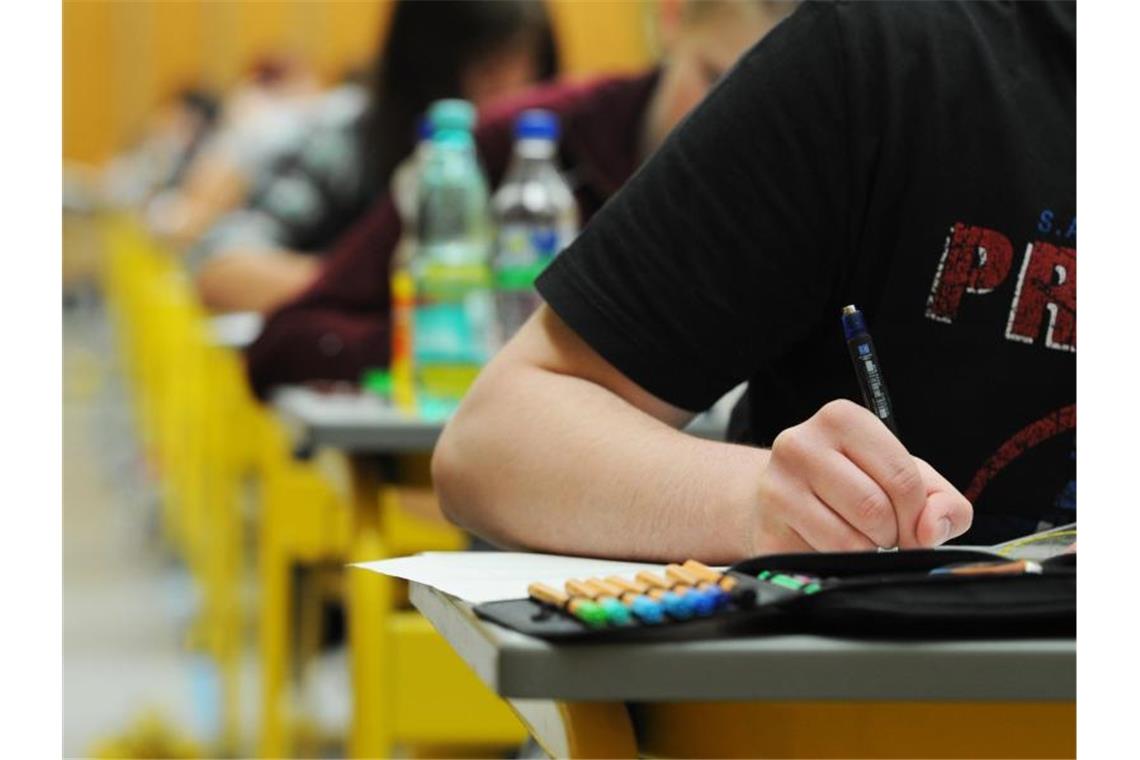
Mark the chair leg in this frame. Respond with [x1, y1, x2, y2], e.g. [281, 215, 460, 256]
[258, 498, 291, 758]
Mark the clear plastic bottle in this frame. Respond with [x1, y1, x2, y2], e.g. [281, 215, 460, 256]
[389, 118, 433, 411]
[491, 109, 579, 344]
[411, 100, 493, 419]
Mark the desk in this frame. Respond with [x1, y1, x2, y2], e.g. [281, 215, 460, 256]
[272, 386, 444, 456]
[267, 384, 730, 755]
[272, 384, 729, 457]
[264, 385, 527, 757]
[206, 311, 263, 350]
[409, 582, 1076, 758]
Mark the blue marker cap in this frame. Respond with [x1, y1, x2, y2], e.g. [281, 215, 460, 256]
[629, 595, 665, 625]
[515, 109, 560, 141]
[841, 305, 868, 341]
[661, 591, 694, 620]
[691, 589, 718, 617]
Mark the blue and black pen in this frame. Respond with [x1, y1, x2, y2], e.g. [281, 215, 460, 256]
[840, 305, 900, 437]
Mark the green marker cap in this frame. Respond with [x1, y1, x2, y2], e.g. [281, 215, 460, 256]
[574, 600, 608, 628]
[770, 574, 805, 591]
[599, 597, 633, 626]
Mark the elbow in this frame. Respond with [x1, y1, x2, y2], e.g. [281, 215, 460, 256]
[432, 407, 516, 549]
[193, 259, 230, 312]
[431, 422, 477, 532]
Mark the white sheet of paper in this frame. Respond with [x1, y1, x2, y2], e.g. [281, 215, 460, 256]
[354, 552, 701, 604]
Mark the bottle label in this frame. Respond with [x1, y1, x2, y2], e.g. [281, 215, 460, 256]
[494, 259, 550, 291]
[494, 223, 570, 290]
[499, 223, 569, 258]
[413, 264, 493, 366]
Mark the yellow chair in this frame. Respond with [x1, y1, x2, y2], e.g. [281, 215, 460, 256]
[257, 438, 528, 757]
[104, 214, 526, 758]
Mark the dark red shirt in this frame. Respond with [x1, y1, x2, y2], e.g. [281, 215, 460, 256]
[246, 71, 658, 399]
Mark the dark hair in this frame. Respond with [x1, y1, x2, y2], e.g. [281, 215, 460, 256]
[360, 0, 559, 196]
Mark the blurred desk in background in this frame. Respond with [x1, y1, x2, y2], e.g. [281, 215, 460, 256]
[206, 311, 263, 350]
[264, 382, 733, 756]
[264, 384, 528, 757]
[410, 582, 1076, 759]
[271, 383, 729, 460]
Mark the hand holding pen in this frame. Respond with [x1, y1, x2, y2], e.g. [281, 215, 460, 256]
[746, 306, 972, 554]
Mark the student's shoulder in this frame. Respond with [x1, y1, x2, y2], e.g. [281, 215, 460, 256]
[473, 74, 654, 177]
[828, 0, 1052, 46]
[475, 74, 650, 137]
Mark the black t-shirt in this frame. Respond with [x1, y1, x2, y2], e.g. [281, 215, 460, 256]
[536, 0, 1076, 545]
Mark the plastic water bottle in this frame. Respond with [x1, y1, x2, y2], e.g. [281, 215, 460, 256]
[491, 109, 579, 343]
[412, 100, 493, 418]
[388, 118, 433, 411]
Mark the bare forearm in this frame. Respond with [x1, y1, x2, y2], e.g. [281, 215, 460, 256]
[434, 307, 972, 560]
[195, 250, 319, 313]
[434, 363, 768, 563]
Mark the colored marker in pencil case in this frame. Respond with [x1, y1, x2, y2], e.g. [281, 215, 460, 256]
[636, 570, 702, 618]
[527, 582, 607, 628]
[585, 578, 664, 624]
[565, 579, 634, 626]
[667, 564, 729, 610]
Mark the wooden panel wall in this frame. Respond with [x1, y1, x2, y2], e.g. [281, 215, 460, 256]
[63, 0, 655, 164]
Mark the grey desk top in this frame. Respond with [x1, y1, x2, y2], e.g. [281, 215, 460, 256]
[271, 385, 727, 456]
[273, 386, 444, 455]
[409, 582, 1075, 703]
[207, 311, 263, 350]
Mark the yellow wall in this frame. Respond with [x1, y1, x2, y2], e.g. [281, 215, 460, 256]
[63, 0, 655, 165]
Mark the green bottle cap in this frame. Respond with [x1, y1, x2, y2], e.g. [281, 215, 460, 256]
[428, 99, 476, 132]
[361, 368, 392, 397]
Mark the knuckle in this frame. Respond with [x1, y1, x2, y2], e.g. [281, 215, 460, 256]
[853, 488, 893, 528]
[772, 426, 811, 461]
[886, 459, 925, 499]
[816, 399, 858, 429]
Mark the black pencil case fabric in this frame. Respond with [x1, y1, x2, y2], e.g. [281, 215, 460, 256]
[472, 549, 1075, 642]
[729, 549, 1075, 639]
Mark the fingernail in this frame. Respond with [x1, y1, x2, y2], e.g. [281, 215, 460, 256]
[936, 517, 953, 545]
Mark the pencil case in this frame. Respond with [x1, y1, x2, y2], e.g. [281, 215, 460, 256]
[472, 549, 1075, 642]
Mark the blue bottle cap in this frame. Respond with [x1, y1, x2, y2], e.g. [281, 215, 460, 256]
[515, 109, 560, 141]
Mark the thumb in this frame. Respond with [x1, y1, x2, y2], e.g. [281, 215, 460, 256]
[912, 459, 973, 547]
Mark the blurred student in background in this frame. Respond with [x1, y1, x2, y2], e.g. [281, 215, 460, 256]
[102, 88, 220, 209]
[190, 0, 559, 314]
[245, 0, 795, 398]
[145, 56, 321, 248]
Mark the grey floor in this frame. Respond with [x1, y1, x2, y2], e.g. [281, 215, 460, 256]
[63, 297, 214, 757]
[63, 295, 351, 758]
